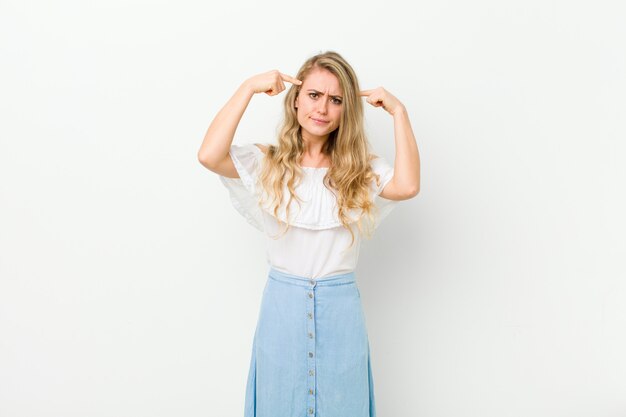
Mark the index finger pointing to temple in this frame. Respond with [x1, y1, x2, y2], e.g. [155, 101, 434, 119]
[360, 90, 374, 96]
[280, 72, 302, 85]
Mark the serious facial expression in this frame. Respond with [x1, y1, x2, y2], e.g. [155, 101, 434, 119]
[295, 68, 343, 142]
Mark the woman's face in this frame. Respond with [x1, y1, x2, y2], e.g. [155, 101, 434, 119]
[295, 67, 343, 142]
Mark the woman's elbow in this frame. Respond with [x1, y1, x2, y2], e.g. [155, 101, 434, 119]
[406, 184, 420, 198]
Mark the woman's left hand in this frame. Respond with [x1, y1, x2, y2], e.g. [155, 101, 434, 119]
[360, 87, 405, 116]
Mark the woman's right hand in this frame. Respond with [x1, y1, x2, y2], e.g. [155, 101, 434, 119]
[244, 70, 302, 96]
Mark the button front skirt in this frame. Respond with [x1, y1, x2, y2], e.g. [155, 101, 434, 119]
[244, 267, 376, 417]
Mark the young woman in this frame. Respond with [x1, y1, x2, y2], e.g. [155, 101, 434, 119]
[198, 51, 420, 417]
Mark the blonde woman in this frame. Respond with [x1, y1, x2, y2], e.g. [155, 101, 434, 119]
[198, 51, 420, 417]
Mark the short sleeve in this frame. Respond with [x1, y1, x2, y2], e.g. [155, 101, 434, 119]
[218, 144, 265, 232]
[370, 156, 400, 229]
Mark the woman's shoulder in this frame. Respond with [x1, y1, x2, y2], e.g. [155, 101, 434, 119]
[253, 143, 270, 154]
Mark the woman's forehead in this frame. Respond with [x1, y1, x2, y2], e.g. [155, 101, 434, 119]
[302, 68, 342, 95]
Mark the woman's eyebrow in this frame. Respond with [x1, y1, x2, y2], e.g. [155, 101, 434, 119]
[307, 89, 343, 99]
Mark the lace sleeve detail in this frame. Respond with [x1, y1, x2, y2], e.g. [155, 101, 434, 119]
[218, 144, 265, 232]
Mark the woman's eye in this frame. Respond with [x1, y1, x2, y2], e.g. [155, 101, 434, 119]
[308, 93, 341, 104]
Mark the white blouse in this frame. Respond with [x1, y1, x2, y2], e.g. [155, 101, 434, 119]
[219, 143, 399, 279]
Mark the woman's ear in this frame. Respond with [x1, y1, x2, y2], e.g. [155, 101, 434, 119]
[294, 96, 298, 109]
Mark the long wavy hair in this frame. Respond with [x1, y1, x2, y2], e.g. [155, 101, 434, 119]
[258, 51, 384, 247]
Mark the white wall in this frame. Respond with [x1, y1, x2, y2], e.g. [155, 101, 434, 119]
[1, 0, 624, 416]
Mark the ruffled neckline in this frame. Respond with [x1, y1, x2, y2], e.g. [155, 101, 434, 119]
[221, 143, 397, 232]
[257, 164, 363, 230]
[240, 144, 378, 230]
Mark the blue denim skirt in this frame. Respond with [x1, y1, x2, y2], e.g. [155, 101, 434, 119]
[244, 267, 376, 417]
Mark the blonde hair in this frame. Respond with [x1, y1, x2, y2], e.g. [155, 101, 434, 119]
[258, 51, 384, 247]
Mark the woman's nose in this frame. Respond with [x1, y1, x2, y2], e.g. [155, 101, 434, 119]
[317, 99, 328, 114]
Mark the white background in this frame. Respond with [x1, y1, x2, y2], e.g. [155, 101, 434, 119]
[1, 0, 625, 416]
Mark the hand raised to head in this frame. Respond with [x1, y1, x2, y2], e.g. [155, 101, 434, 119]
[246, 70, 303, 96]
[360, 87, 405, 116]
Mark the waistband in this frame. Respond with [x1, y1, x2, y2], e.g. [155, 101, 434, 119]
[268, 267, 356, 288]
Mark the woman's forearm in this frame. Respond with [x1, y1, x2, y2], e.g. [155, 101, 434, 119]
[392, 106, 421, 196]
[197, 81, 255, 167]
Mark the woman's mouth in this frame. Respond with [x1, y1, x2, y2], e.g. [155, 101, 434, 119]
[311, 117, 329, 125]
